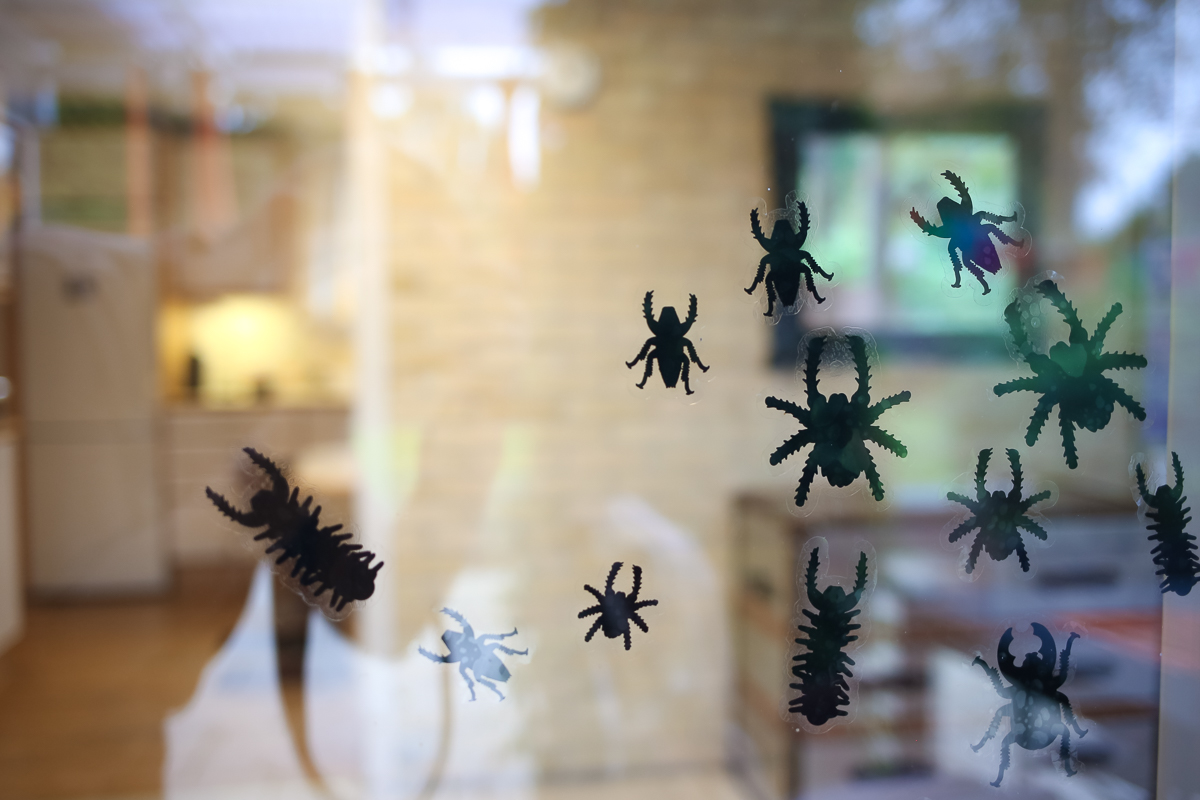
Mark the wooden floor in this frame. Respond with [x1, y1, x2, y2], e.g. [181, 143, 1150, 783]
[0, 567, 252, 800]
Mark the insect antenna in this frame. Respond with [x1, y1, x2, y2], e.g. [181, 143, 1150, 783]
[750, 207, 766, 244]
[797, 200, 810, 241]
[641, 291, 655, 328]
[683, 294, 698, 330]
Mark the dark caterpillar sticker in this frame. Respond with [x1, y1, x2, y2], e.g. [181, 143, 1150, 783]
[206, 447, 383, 618]
[1135, 452, 1200, 596]
[788, 542, 872, 728]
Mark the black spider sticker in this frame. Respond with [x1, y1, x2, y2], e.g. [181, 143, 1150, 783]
[789, 546, 869, 727]
[1135, 452, 1200, 596]
[972, 623, 1087, 787]
[419, 607, 528, 701]
[747, 196, 834, 312]
[626, 291, 709, 395]
[766, 334, 910, 506]
[994, 279, 1147, 469]
[206, 447, 383, 616]
[909, 170, 1023, 295]
[579, 561, 659, 650]
[948, 448, 1051, 573]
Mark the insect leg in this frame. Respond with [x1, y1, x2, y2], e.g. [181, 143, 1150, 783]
[801, 251, 833, 280]
[963, 258, 990, 295]
[763, 274, 778, 317]
[972, 656, 1006, 695]
[746, 256, 769, 295]
[1058, 691, 1088, 737]
[478, 628, 519, 642]
[948, 245, 965, 289]
[1059, 727, 1077, 777]
[1056, 632, 1081, 687]
[684, 340, 709, 372]
[625, 340, 652, 369]
[971, 703, 1010, 751]
[681, 359, 694, 395]
[635, 351, 656, 389]
[977, 210, 1018, 224]
[494, 645, 529, 656]
[991, 731, 1016, 787]
[477, 676, 506, 701]
[982, 223, 1022, 246]
[205, 488, 264, 527]
[418, 646, 451, 663]
[457, 663, 478, 701]
[584, 617, 604, 642]
[801, 264, 826, 304]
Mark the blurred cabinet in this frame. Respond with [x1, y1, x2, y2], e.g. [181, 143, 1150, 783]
[19, 224, 166, 594]
[0, 429, 20, 652]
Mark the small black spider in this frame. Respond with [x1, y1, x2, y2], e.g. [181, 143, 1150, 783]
[1136, 452, 1200, 596]
[948, 448, 1051, 573]
[419, 607, 528, 701]
[910, 170, 1023, 295]
[579, 562, 659, 650]
[766, 334, 910, 506]
[626, 291, 709, 394]
[747, 197, 834, 312]
[206, 447, 383, 614]
[790, 547, 869, 726]
[972, 623, 1087, 787]
[994, 280, 1147, 469]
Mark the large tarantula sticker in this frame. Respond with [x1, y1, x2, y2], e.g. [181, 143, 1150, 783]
[206, 447, 383, 615]
[972, 623, 1087, 787]
[626, 291, 709, 394]
[948, 449, 1051, 574]
[994, 280, 1147, 469]
[910, 170, 1022, 295]
[766, 335, 910, 506]
[579, 562, 659, 650]
[747, 197, 834, 313]
[1136, 452, 1200, 596]
[790, 547, 869, 727]
[419, 607, 528, 701]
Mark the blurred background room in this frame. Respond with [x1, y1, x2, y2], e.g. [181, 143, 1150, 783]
[0, 1, 1197, 799]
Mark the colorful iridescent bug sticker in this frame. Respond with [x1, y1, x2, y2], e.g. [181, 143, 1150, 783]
[948, 448, 1052, 573]
[206, 447, 383, 617]
[994, 279, 1147, 469]
[1135, 452, 1200, 596]
[747, 194, 834, 312]
[626, 291, 709, 395]
[909, 170, 1023, 295]
[766, 334, 910, 506]
[789, 545, 870, 727]
[971, 623, 1087, 787]
[419, 607, 528, 701]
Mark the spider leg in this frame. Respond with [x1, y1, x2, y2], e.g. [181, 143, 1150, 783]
[418, 646, 451, 663]
[1022, 395, 1056, 446]
[1038, 280, 1087, 343]
[622, 629, 632, 650]
[680, 358, 694, 395]
[1059, 691, 1088, 737]
[1135, 463, 1153, 504]
[476, 676, 506, 701]
[763, 274, 778, 316]
[583, 584, 605, 603]
[457, 662, 478, 701]
[625, 340, 652, 369]
[966, 535, 986, 573]
[848, 336, 871, 404]
[948, 244, 965, 288]
[1059, 409, 1079, 469]
[633, 598, 659, 611]
[865, 425, 907, 458]
[1173, 451, 1186, 497]
[866, 392, 912, 424]
[745, 256, 769, 294]
[584, 617, 604, 642]
[494, 645, 529, 656]
[801, 264, 826, 303]
[629, 611, 650, 633]
[803, 336, 826, 404]
[982, 223, 1022, 246]
[765, 395, 811, 424]
[947, 515, 979, 543]
[971, 703, 1010, 751]
[605, 562, 623, 593]
[635, 351, 656, 389]
[1004, 448, 1022, 497]
[1059, 727, 1077, 777]
[684, 339, 708, 372]
[1017, 509, 1049, 539]
[1015, 537, 1031, 572]
[973, 449, 992, 497]
[630, 564, 643, 601]
[794, 458, 820, 507]
[1096, 351, 1149, 371]
[863, 450, 886, 501]
[972, 656, 1006, 695]
[769, 430, 813, 466]
[992, 731, 1017, 787]
[578, 604, 602, 619]
[1105, 378, 1148, 420]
